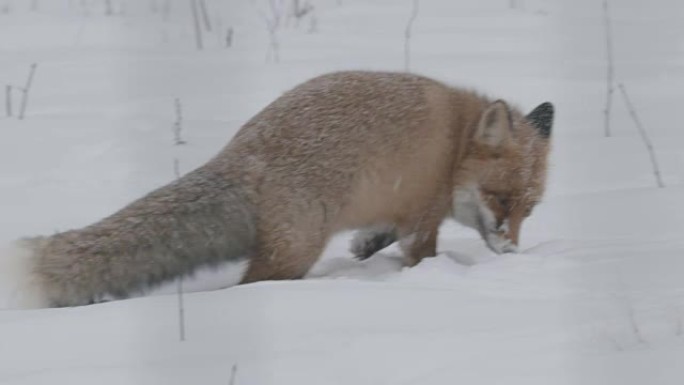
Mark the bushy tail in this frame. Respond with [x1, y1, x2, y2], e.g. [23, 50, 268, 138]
[0, 239, 49, 309]
[3, 169, 257, 308]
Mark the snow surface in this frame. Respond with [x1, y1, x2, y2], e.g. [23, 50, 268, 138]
[1, 0, 684, 383]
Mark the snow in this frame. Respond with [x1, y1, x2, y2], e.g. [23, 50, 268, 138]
[1, 0, 684, 383]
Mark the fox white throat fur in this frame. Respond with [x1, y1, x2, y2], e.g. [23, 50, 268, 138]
[4, 71, 554, 307]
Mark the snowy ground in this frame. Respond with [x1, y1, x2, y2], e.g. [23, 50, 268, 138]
[1, 0, 684, 384]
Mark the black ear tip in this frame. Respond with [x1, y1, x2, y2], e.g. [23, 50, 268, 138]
[526, 101, 555, 138]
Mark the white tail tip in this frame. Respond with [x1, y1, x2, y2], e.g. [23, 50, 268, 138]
[0, 240, 49, 309]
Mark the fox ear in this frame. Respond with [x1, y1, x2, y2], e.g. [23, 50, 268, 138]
[526, 102, 554, 138]
[475, 100, 512, 147]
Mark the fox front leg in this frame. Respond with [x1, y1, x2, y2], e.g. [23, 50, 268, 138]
[399, 226, 439, 267]
[350, 225, 398, 260]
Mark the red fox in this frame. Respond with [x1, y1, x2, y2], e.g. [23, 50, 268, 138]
[4, 71, 553, 307]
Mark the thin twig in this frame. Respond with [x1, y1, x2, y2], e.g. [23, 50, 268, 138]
[177, 276, 186, 341]
[173, 158, 186, 342]
[618, 83, 665, 188]
[625, 297, 647, 346]
[292, 0, 313, 27]
[174, 157, 181, 178]
[190, 0, 203, 50]
[264, 20, 280, 63]
[404, 0, 419, 71]
[226, 26, 234, 48]
[81, 0, 91, 16]
[173, 98, 186, 145]
[5, 85, 11, 117]
[198, 0, 212, 32]
[229, 364, 238, 385]
[162, 0, 171, 21]
[268, 0, 283, 30]
[611, 270, 648, 348]
[18, 63, 37, 120]
[308, 15, 317, 34]
[674, 307, 683, 337]
[602, 0, 615, 137]
[262, 0, 283, 63]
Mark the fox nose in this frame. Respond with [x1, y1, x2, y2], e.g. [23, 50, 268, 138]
[485, 230, 518, 254]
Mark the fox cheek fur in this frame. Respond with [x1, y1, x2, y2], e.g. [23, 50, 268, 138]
[4, 71, 553, 307]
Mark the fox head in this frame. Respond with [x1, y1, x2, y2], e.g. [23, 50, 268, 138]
[451, 100, 554, 254]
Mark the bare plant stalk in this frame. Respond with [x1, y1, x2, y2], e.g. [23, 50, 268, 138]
[602, 0, 615, 137]
[292, 0, 313, 26]
[269, 1, 284, 30]
[175, 259, 186, 342]
[610, 271, 648, 347]
[308, 15, 317, 34]
[673, 307, 684, 337]
[226, 26, 234, 48]
[404, 0, 419, 71]
[173, 98, 186, 145]
[618, 84, 664, 188]
[229, 364, 238, 385]
[265, 23, 280, 62]
[509, 0, 525, 10]
[625, 299, 647, 346]
[190, 0, 204, 50]
[172, 158, 186, 341]
[162, 0, 171, 21]
[80, 0, 91, 16]
[198, 0, 212, 31]
[263, 0, 283, 63]
[18, 63, 37, 120]
[5, 85, 11, 117]
[105, 0, 113, 15]
[31, 0, 38, 11]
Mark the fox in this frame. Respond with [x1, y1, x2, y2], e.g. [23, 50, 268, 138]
[2, 71, 554, 308]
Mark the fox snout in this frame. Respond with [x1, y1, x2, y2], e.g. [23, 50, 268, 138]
[452, 185, 524, 255]
[485, 215, 523, 254]
[483, 228, 519, 254]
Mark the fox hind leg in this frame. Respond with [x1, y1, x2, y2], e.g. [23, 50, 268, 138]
[350, 225, 398, 260]
[240, 227, 327, 284]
